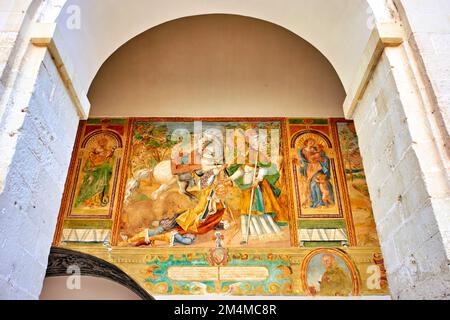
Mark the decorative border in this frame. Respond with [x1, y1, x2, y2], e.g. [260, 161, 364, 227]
[282, 119, 299, 247]
[63, 244, 389, 296]
[112, 121, 134, 245]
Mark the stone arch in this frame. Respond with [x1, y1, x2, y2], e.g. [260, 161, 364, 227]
[44, 0, 375, 95]
[44, 247, 153, 300]
[81, 130, 123, 149]
[290, 130, 333, 149]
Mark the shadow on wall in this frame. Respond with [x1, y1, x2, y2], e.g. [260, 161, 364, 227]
[40, 276, 141, 300]
[40, 247, 152, 300]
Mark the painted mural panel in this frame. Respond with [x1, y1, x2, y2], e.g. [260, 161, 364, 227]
[334, 120, 379, 246]
[73, 133, 117, 213]
[118, 119, 293, 248]
[54, 117, 389, 297]
[55, 119, 128, 244]
[287, 119, 354, 248]
[292, 130, 339, 216]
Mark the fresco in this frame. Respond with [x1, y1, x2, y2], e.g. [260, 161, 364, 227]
[287, 119, 352, 247]
[53, 118, 389, 297]
[118, 119, 292, 248]
[290, 130, 340, 217]
[54, 119, 128, 244]
[335, 121, 380, 246]
[74, 133, 116, 211]
[143, 251, 292, 295]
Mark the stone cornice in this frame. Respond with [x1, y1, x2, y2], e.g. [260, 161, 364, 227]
[343, 23, 404, 119]
[30, 22, 90, 119]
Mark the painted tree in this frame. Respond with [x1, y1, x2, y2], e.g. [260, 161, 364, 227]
[338, 123, 360, 182]
[133, 123, 177, 167]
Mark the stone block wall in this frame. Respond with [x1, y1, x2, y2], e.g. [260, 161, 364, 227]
[398, 0, 450, 131]
[352, 44, 450, 299]
[396, 0, 450, 190]
[0, 1, 80, 299]
[0, 1, 32, 78]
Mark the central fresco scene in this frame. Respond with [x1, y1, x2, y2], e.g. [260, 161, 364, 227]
[54, 118, 388, 297]
[120, 119, 291, 248]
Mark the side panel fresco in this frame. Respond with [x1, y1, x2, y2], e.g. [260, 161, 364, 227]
[334, 120, 380, 247]
[54, 119, 130, 244]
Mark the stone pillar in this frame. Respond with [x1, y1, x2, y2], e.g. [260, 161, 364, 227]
[396, 0, 450, 134]
[0, 1, 80, 299]
[347, 1, 450, 299]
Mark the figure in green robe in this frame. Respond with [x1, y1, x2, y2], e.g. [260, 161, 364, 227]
[226, 159, 288, 239]
[75, 137, 115, 208]
[226, 162, 286, 220]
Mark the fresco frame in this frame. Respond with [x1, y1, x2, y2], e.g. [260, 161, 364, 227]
[53, 119, 131, 245]
[51, 117, 390, 297]
[286, 118, 357, 246]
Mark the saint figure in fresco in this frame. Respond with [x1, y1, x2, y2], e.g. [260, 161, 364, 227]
[226, 134, 288, 240]
[317, 254, 352, 296]
[298, 138, 335, 208]
[75, 136, 115, 208]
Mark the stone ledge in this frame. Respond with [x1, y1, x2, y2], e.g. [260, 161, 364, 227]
[30, 22, 90, 119]
[343, 23, 404, 119]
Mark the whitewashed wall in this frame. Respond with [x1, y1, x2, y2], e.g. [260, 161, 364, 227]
[340, 0, 450, 299]
[353, 49, 450, 298]
[399, 3, 450, 265]
[0, 1, 79, 299]
[352, 0, 450, 292]
[399, 0, 450, 134]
